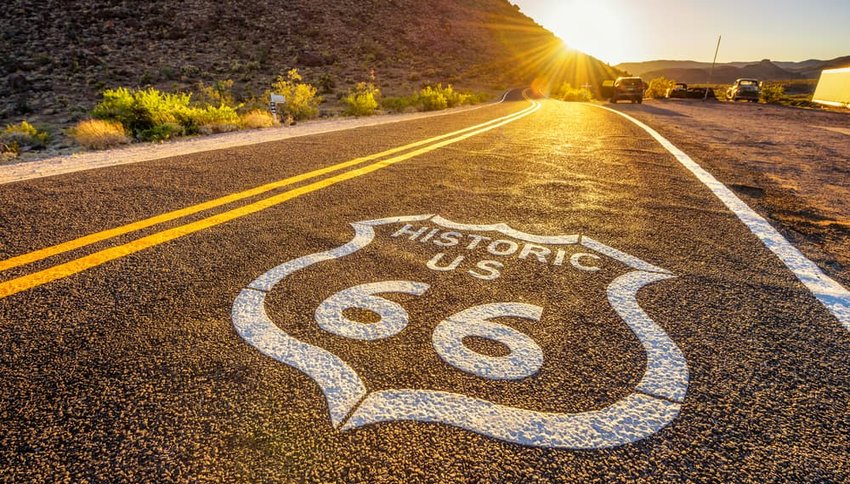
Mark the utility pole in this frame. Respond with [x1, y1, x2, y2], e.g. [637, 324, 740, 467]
[704, 36, 722, 102]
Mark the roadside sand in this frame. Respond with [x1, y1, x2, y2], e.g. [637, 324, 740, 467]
[0, 103, 491, 185]
[614, 100, 850, 286]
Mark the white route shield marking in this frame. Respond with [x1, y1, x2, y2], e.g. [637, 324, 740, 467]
[231, 215, 689, 449]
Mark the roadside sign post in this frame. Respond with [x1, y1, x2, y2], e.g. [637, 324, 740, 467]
[704, 36, 722, 102]
[270, 93, 286, 123]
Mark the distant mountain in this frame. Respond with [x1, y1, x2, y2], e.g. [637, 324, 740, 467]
[616, 56, 850, 83]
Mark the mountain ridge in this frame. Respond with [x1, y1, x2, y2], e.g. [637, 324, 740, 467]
[616, 55, 850, 83]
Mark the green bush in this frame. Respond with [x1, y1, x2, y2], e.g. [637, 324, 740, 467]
[343, 82, 381, 116]
[195, 79, 236, 108]
[92, 87, 196, 141]
[382, 96, 420, 113]
[270, 69, 320, 120]
[760, 82, 785, 104]
[382, 85, 487, 113]
[646, 76, 675, 99]
[553, 82, 593, 102]
[1, 120, 50, 156]
[189, 105, 242, 134]
[418, 84, 472, 111]
[91, 86, 246, 141]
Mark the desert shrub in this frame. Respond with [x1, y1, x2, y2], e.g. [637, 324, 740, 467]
[646, 77, 675, 99]
[760, 82, 785, 104]
[188, 105, 241, 134]
[91, 86, 248, 141]
[270, 69, 320, 120]
[1, 120, 50, 156]
[241, 110, 277, 129]
[92, 87, 195, 140]
[139, 122, 184, 142]
[343, 82, 381, 116]
[418, 85, 448, 111]
[417, 84, 472, 111]
[382, 96, 420, 113]
[91, 87, 136, 128]
[382, 86, 487, 113]
[70, 119, 130, 150]
[195, 79, 236, 108]
[553, 82, 593, 102]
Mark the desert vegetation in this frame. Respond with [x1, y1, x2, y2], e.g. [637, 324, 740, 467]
[343, 82, 381, 116]
[382, 84, 487, 113]
[552, 82, 593, 102]
[646, 76, 675, 99]
[1, 121, 50, 159]
[269, 69, 321, 122]
[69, 120, 130, 150]
[759, 82, 786, 104]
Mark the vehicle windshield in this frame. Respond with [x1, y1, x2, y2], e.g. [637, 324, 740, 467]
[739, 80, 758, 86]
[618, 79, 642, 87]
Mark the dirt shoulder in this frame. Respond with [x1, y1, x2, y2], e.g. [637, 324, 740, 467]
[0, 103, 492, 185]
[611, 99, 850, 287]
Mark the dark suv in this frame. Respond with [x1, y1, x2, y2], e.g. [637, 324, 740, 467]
[611, 77, 646, 104]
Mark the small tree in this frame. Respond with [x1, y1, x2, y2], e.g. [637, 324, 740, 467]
[271, 69, 320, 120]
[343, 82, 381, 116]
[646, 76, 675, 99]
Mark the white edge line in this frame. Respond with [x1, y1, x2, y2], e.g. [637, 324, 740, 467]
[589, 103, 850, 331]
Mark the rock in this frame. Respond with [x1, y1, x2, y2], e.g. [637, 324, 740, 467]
[297, 51, 326, 67]
[7, 73, 29, 92]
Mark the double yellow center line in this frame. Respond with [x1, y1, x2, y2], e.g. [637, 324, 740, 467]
[0, 94, 540, 299]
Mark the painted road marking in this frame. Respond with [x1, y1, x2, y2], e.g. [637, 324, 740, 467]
[432, 303, 545, 381]
[595, 104, 850, 332]
[0, 99, 540, 299]
[0, 95, 530, 275]
[232, 215, 689, 449]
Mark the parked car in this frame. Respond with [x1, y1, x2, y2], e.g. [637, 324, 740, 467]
[726, 79, 760, 102]
[667, 83, 689, 98]
[610, 77, 645, 104]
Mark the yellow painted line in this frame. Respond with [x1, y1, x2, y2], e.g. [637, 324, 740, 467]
[0, 99, 540, 299]
[0, 99, 536, 274]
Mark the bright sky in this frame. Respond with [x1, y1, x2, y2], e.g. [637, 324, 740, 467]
[512, 0, 850, 65]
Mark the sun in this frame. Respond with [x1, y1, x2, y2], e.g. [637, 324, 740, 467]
[548, 1, 633, 64]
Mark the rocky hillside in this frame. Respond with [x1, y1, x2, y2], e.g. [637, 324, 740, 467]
[0, 0, 621, 130]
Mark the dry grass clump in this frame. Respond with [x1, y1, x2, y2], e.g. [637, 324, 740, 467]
[240, 110, 277, 129]
[70, 119, 130, 150]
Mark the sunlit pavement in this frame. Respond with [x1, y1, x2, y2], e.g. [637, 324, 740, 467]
[1, 91, 848, 481]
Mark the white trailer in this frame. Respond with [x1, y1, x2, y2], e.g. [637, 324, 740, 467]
[813, 67, 850, 108]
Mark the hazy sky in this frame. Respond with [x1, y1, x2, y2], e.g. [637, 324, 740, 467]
[512, 0, 850, 65]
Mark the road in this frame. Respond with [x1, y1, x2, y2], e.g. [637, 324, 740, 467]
[1, 90, 849, 481]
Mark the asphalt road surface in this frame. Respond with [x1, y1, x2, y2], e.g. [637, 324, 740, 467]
[1, 90, 849, 481]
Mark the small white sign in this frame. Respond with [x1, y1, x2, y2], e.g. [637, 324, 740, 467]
[270, 94, 286, 104]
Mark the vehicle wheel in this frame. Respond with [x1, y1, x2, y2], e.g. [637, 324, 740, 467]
[610, 97, 617, 104]
[637, 98, 643, 104]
